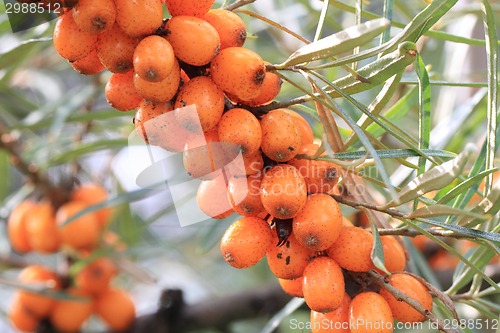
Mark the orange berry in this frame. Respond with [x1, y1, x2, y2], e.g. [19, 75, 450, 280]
[379, 274, 433, 323]
[18, 265, 61, 318]
[220, 216, 273, 268]
[266, 232, 313, 279]
[260, 109, 302, 162]
[53, 11, 98, 61]
[228, 174, 265, 217]
[50, 288, 93, 333]
[260, 164, 307, 219]
[133, 36, 176, 82]
[211, 47, 266, 101]
[279, 277, 304, 298]
[134, 100, 193, 152]
[302, 256, 345, 313]
[282, 109, 314, 147]
[327, 227, 373, 272]
[165, 16, 220, 66]
[342, 217, 354, 227]
[25, 202, 60, 253]
[310, 293, 351, 333]
[174, 76, 225, 133]
[56, 201, 100, 250]
[349, 291, 394, 333]
[225, 149, 264, 177]
[196, 173, 234, 219]
[71, 183, 112, 228]
[7, 200, 35, 253]
[288, 143, 339, 194]
[75, 258, 117, 296]
[165, 0, 215, 17]
[114, 0, 163, 38]
[70, 48, 104, 75]
[203, 9, 246, 49]
[72, 0, 116, 34]
[379, 236, 406, 273]
[134, 60, 181, 104]
[9, 294, 38, 333]
[293, 194, 343, 251]
[95, 288, 135, 331]
[105, 71, 143, 112]
[97, 23, 139, 73]
[183, 129, 229, 180]
[218, 108, 262, 156]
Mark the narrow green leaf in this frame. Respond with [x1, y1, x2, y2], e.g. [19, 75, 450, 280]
[481, 0, 498, 196]
[261, 298, 305, 333]
[316, 149, 455, 161]
[416, 54, 431, 176]
[0, 38, 51, 70]
[408, 205, 488, 220]
[370, 219, 389, 275]
[438, 168, 498, 204]
[458, 177, 500, 228]
[313, 0, 329, 42]
[0, 150, 10, 202]
[383, 144, 476, 208]
[48, 139, 129, 166]
[280, 19, 390, 68]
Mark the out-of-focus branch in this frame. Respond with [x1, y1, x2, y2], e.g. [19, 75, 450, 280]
[224, 0, 256, 11]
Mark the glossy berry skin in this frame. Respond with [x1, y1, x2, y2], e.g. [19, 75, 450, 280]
[327, 226, 374, 272]
[97, 23, 139, 73]
[7, 200, 35, 253]
[379, 236, 406, 273]
[260, 109, 302, 162]
[134, 60, 181, 103]
[114, 0, 163, 38]
[282, 109, 315, 147]
[105, 71, 143, 111]
[25, 202, 60, 253]
[218, 108, 262, 156]
[266, 231, 313, 279]
[220, 217, 273, 268]
[133, 36, 176, 82]
[203, 9, 246, 49]
[95, 288, 136, 331]
[379, 273, 433, 323]
[302, 256, 345, 313]
[210, 47, 266, 101]
[53, 11, 98, 61]
[197, 173, 234, 219]
[165, 0, 215, 17]
[228, 174, 265, 217]
[349, 292, 394, 333]
[71, 183, 112, 228]
[165, 16, 220, 66]
[56, 201, 100, 250]
[279, 277, 304, 298]
[50, 288, 93, 333]
[310, 293, 351, 333]
[72, 0, 116, 34]
[293, 194, 343, 251]
[70, 48, 105, 75]
[9, 294, 38, 333]
[260, 164, 307, 219]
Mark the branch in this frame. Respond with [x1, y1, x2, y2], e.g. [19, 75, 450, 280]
[224, 0, 256, 11]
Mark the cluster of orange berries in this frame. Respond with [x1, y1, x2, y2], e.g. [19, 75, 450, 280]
[7, 184, 135, 333]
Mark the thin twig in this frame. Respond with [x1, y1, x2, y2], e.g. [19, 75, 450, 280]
[224, 0, 256, 11]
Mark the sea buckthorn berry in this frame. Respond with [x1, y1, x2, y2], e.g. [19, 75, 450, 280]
[379, 236, 406, 273]
[72, 0, 116, 34]
[203, 9, 246, 49]
[197, 173, 234, 219]
[9, 294, 38, 333]
[220, 217, 273, 269]
[105, 71, 143, 112]
[53, 11, 98, 61]
[114, 0, 163, 38]
[71, 184, 113, 229]
[70, 48, 105, 75]
[260, 164, 307, 219]
[97, 23, 139, 73]
[25, 202, 60, 253]
[75, 258, 117, 296]
[133, 36, 176, 83]
[288, 143, 339, 194]
[279, 277, 304, 298]
[225, 149, 264, 177]
[327, 226, 374, 272]
[50, 288, 93, 333]
[260, 109, 302, 162]
[210, 47, 266, 101]
[349, 292, 394, 333]
[95, 288, 136, 332]
[18, 265, 61, 318]
[165, 0, 215, 17]
[310, 293, 351, 333]
[56, 201, 100, 250]
[174, 76, 225, 133]
[266, 231, 313, 279]
[183, 129, 230, 180]
[134, 101, 193, 152]
[7, 200, 35, 253]
[134, 60, 181, 103]
[218, 108, 262, 156]
[342, 217, 354, 227]
[228, 174, 265, 217]
[302, 256, 345, 313]
[293, 194, 343, 251]
[165, 16, 220, 66]
[282, 109, 315, 147]
[379, 274, 433, 323]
